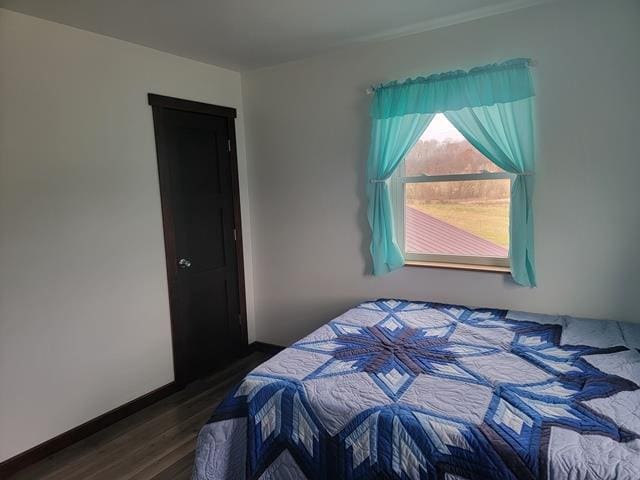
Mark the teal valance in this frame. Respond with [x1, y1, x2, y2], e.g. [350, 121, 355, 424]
[370, 58, 534, 119]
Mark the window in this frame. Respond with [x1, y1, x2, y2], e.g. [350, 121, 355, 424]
[390, 114, 513, 269]
[367, 59, 534, 284]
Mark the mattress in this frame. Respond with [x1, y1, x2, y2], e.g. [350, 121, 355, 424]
[192, 299, 640, 479]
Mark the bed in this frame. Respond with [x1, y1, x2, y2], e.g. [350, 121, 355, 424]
[192, 299, 640, 479]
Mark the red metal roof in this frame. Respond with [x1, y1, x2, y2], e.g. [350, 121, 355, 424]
[405, 206, 508, 257]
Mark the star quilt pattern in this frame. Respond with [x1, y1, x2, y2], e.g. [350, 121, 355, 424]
[192, 300, 640, 480]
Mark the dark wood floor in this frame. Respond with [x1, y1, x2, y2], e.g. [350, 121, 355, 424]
[9, 351, 272, 480]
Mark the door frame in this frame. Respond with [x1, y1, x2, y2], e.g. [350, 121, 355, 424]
[148, 93, 248, 386]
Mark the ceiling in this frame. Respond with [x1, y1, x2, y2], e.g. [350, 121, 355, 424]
[0, 0, 551, 70]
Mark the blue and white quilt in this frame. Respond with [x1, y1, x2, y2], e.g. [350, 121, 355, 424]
[192, 300, 640, 480]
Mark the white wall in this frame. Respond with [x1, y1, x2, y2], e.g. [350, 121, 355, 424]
[242, 0, 640, 346]
[0, 9, 255, 461]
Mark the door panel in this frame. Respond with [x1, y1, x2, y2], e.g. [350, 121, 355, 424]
[169, 111, 230, 273]
[180, 272, 230, 380]
[150, 96, 245, 385]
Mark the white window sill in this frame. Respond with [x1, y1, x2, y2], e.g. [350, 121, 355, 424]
[404, 260, 511, 274]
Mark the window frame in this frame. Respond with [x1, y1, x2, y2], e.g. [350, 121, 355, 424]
[391, 162, 514, 269]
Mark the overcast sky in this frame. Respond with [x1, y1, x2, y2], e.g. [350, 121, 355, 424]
[421, 113, 466, 142]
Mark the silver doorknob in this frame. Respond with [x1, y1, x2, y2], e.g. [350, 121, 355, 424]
[178, 258, 192, 269]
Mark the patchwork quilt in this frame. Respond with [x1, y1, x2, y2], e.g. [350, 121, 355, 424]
[192, 300, 640, 480]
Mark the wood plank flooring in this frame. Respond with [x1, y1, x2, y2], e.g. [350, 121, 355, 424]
[9, 351, 272, 480]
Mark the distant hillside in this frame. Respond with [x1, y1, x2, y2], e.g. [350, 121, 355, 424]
[405, 140, 510, 202]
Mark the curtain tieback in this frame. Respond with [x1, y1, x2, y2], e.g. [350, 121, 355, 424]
[516, 172, 534, 176]
[369, 179, 388, 184]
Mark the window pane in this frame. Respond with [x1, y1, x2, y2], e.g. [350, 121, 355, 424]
[405, 180, 510, 257]
[405, 113, 503, 176]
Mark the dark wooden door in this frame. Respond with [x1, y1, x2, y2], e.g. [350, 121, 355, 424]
[149, 94, 247, 385]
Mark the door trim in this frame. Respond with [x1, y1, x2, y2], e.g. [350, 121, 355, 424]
[149, 93, 237, 118]
[148, 93, 248, 386]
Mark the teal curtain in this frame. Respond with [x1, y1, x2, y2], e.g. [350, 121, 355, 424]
[366, 58, 536, 285]
[445, 99, 536, 286]
[367, 113, 435, 274]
